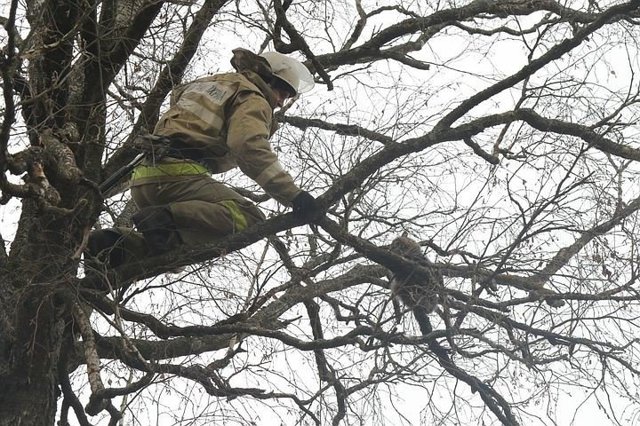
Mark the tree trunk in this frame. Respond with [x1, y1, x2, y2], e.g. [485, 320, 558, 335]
[0, 295, 63, 426]
[0, 374, 59, 426]
[0, 209, 76, 426]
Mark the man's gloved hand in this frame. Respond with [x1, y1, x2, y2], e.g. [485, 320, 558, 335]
[292, 191, 320, 221]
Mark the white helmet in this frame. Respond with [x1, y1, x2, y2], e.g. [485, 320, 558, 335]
[260, 51, 315, 96]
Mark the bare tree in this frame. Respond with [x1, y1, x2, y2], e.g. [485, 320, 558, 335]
[2, 0, 640, 425]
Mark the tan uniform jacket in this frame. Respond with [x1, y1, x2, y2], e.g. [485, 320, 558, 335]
[136, 71, 301, 205]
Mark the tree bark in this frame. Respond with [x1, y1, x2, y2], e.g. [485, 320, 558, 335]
[0, 292, 64, 426]
[0, 205, 76, 425]
[0, 374, 59, 426]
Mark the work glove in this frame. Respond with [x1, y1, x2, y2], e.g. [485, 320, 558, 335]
[291, 191, 321, 221]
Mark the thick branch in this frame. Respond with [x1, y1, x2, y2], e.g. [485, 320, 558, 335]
[516, 108, 640, 162]
[70, 301, 109, 416]
[0, 0, 19, 168]
[309, 0, 612, 72]
[99, 2, 164, 91]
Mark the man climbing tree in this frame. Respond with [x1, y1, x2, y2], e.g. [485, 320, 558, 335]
[88, 48, 320, 268]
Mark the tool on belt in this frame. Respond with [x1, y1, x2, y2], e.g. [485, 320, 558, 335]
[99, 134, 172, 194]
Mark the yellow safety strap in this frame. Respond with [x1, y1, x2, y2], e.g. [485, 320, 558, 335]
[131, 162, 208, 180]
[220, 200, 248, 232]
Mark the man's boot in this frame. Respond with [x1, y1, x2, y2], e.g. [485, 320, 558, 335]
[132, 205, 182, 255]
[86, 228, 128, 268]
